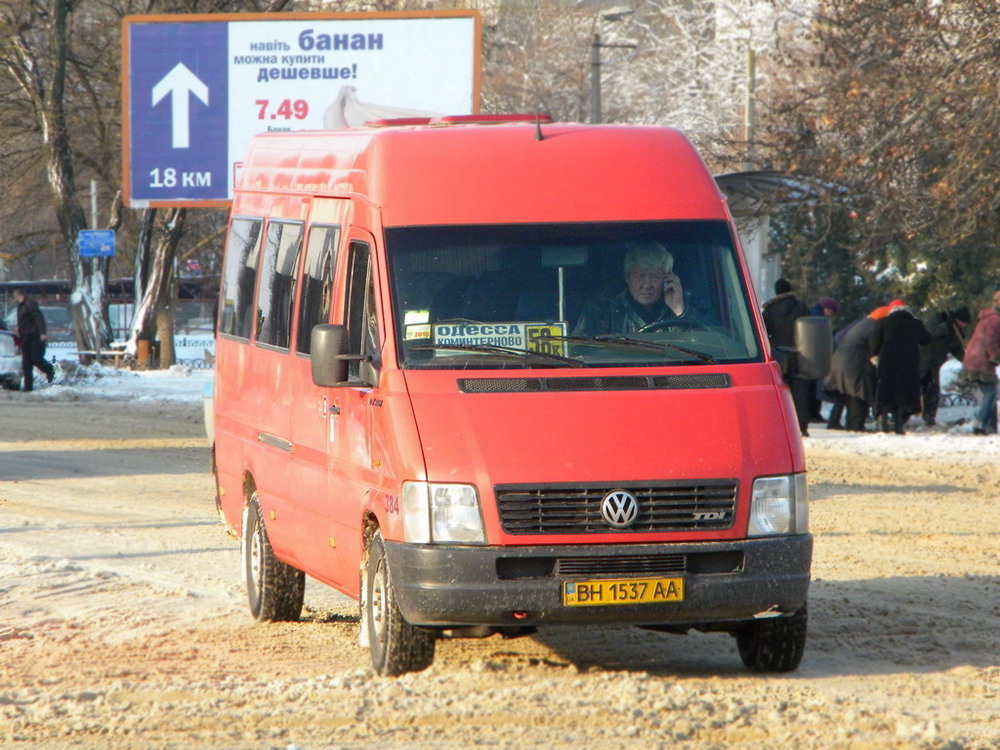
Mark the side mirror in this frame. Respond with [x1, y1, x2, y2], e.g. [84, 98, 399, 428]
[311, 324, 349, 386]
[794, 316, 832, 379]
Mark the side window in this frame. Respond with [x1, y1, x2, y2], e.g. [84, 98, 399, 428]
[344, 240, 379, 381]
[296, 225, 340, 354]
[219, 217, 262, 340]
[256, 221, 303, 349]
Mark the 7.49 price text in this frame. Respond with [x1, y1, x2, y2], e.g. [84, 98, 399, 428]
[256, 99, 309, 120]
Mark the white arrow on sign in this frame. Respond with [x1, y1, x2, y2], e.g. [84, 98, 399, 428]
[151, 63, 209, 150]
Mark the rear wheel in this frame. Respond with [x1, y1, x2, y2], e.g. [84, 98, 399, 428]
[243, 493, 304, 622]
[736, 603, 807, 673]
[364, 531, 435, 676]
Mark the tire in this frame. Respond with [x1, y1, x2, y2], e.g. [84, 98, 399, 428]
[364, 531, 435, 676]
[243, 493, 305, 622]
[736, 603, 807, 673]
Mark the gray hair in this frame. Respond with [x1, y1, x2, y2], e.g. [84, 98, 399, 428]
[623, 242, 673, 277]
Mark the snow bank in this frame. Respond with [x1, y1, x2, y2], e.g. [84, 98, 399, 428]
[26, 361, 213, 403]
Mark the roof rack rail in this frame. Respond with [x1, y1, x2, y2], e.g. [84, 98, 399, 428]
[364, 114, 553, 129]
[365, 117, 434, 128]
[430, 114, 553, 125]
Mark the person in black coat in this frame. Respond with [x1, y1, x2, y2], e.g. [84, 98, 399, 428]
[762, 279, 811, 436]
[870, 300, 932, 434]
[918, 307, 970, 426]
[824, 306, 888, 431]
[13, 288, 56, 392]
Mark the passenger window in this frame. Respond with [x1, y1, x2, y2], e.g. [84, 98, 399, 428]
[256, 221, 303, 349]
[219, 217, 263, 340]
[296, 225, 339, 354]
[344, 240, 379, 382]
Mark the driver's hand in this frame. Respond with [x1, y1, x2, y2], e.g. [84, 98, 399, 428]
[663, 273, 685, 316]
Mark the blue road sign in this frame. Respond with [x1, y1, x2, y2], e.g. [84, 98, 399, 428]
[79, 230, 116, 258]
[127, 22, 229, 205]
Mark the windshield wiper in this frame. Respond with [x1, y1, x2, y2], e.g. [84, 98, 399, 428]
[409, 343, 584, 367]
[533, 334, 716, 365]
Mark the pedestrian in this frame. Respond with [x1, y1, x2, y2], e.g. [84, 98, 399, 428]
[807, 297, 840, 422]
[12, 288, 56, 392]
[762, 278, 811, 436]
[823, 305, 889, 431]
[958, 290, 1000, 435]
[870, 300, 931, 434]
[823, 314, 859, 430]
[918, 306, 970, 426]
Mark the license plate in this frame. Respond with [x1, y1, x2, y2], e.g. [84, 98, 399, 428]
[563, 577, 685, 607]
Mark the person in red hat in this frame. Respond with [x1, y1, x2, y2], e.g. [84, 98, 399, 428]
[870, 300, 932, 433]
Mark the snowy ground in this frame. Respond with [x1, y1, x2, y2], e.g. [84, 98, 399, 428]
[2, 357, 999, 748]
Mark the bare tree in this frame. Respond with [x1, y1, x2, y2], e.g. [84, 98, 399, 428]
[758, 0, 1000, 309]
[0, 0, 112, 352]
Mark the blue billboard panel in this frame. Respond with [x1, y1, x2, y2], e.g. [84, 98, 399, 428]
[128, 22, 229, 204]
[123, 13, 480, 207]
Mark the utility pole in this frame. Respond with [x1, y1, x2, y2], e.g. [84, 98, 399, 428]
[589, 8, 637, 125]
[743, 48, 757, 172]
[590, 33, 602, 124]
[90, 180, 97, 229]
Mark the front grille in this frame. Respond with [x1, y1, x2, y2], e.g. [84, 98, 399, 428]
[497, 481, 738, 535]
[556, 554, 687, 575]
[494, 550, 744, 580]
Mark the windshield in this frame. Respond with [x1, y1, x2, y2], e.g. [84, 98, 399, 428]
[386, 221, 761, 369]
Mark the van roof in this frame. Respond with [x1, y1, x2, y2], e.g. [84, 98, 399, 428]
[237, 122, 728, 226]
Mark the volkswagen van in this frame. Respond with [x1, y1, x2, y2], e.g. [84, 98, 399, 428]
[213, 117, 829, 675]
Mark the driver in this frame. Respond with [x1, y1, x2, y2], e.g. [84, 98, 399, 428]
[573, 242, 696, 336]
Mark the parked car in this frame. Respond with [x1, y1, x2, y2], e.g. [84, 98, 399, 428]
[2, 305, 75, 342]
[0, 330, 21, 390]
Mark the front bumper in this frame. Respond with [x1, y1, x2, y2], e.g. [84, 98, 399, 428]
[385, 535, 812, 628]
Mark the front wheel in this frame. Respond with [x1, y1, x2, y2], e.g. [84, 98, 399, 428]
[736, 603, 807, 673]
[364, 531, 435, 676]
[243, 493, 305, 622]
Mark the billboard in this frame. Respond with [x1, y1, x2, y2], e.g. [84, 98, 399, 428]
[122, 11, 481, 207]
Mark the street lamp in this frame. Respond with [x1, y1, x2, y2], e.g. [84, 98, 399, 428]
[590, 7, 637, 124]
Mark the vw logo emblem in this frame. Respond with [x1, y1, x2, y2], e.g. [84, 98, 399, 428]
[601, 490, 639, 528]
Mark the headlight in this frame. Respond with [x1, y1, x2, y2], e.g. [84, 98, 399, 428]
[402, 482, 486, 544]
[748, 474, 808, 536]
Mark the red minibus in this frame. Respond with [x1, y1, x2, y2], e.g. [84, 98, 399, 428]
[213, 117, 830, 675]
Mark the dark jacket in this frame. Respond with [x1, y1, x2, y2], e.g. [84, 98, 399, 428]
[572, 289, 699, 336]
[824, 316, 878, 402]
[762, 292, 809, 351]
[960, 307, 1000, 383]
[870, 308, 931, 414]
[16, 295, 48, 339]
[919, 312, 966, 375]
